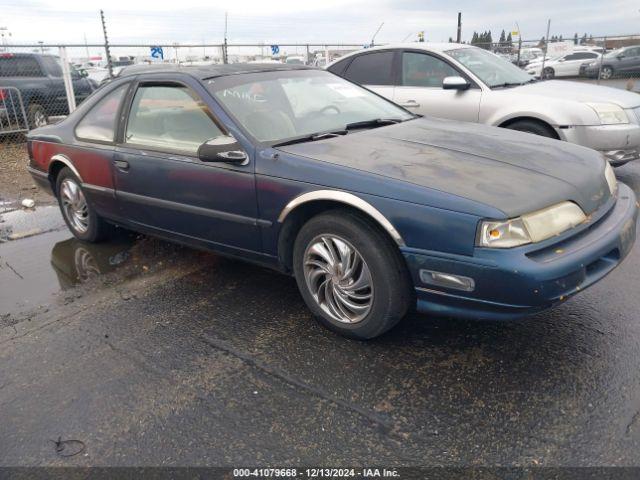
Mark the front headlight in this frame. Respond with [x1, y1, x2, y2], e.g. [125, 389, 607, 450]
[587, 103, 629, 125]
[604, 161, 617, 195]
[478, 202, 587, 248]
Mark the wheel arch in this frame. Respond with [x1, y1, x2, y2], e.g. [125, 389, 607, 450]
[48, 154, 82, 194]
[276, 190, 406, 272]
[497, 116, 560, 139]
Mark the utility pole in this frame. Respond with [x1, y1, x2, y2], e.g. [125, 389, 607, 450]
[456, 12, 462, 43]
[370, 22, 384, 47]
[84, 33, 90, 59]
[515, 21, 522, 66]
[540, 19, 551, 80]
[100, 10, 113, 79]
[222, 11, 228, 64]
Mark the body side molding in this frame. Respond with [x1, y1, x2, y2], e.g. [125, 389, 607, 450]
[277, 190, 406, 247]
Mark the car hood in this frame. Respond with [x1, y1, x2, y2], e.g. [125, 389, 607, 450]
[508, 80, 640, 108]
[277, 118, 611, 218]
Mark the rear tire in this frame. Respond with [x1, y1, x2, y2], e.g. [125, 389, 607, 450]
[504, 119, 557, 139]
[27, 104, 48, 129]
[55, 167, 111, 242]
[293, 210, 412, 339]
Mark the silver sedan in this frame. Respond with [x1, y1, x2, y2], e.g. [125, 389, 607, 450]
[328, 43, 640, 166]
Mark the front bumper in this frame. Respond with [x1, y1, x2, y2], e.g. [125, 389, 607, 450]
[403, 183, 638, 320]
[559, 123, 640, 166]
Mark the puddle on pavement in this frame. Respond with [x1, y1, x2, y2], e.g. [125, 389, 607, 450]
[0, 205, 66, 241]
[0, 229, 138, 319]
[0, 224, 212, 320]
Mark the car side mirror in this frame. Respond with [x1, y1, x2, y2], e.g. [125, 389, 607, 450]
[617, 54, 625, 59]
[442, 76, 470, 91]
[197, 135, 248, 164]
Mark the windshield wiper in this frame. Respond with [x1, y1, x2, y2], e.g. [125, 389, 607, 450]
[272, 130, 347, 147]
[344, 118, 404, 130]
[492, 79, 537, 89]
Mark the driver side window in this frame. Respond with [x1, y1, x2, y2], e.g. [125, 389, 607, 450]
[401, 52, 459, 87]
[125, 84, 223, 154]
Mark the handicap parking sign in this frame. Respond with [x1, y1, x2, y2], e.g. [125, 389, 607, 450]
[270, 45, 279, 55]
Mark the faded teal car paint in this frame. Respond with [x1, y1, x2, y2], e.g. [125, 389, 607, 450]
[27, 64, 638, 326]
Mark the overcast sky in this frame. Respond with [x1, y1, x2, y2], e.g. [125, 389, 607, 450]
[1, 0, 639, 46]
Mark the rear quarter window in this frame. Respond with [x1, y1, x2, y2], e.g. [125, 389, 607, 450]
[343, 51, 395, 86]
[327, 58, 351, 76]
[0, 56, 44, 77]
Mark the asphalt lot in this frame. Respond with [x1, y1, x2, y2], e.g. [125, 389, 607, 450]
[0, 153, 640, 467]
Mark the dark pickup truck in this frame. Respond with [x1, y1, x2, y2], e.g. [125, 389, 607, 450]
[0, 53, 97, 129]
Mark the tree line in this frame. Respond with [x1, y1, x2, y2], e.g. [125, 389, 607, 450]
[467, 29, 595, 49]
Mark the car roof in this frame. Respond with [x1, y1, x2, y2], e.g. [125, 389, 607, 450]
[327, 42, 472, 66]
[116, 62, 315, 80]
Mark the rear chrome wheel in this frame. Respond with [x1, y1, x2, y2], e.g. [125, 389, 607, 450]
[60, 178, 89, 234]
[55, 167, 111, 243]
[303, 234, 373, 324]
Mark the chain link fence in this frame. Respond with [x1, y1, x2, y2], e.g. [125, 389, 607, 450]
[0, 42, 363, 136]
[1, 35, 639, 136]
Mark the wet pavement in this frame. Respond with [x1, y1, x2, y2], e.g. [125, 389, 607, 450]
[0, 162, 639, 467]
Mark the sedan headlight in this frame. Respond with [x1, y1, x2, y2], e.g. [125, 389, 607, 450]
[478, 202, 587, 248]
[604, 161, 617, 195]
[587, 103, 629, 125]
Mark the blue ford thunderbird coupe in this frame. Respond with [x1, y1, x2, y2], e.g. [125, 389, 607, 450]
[27, 64, 638, 339]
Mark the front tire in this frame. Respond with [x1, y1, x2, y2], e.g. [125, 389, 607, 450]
[600, 66, 614, 80]
[504, 119, 557, 139]
[293, 210, 412, 339]
[56, 167, 110, 242]
[542, 67, 555, 79]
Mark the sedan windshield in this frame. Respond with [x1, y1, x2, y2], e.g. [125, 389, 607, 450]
[604, 48, 625, 59]
[206, 69, 414, 144]
[446, 47, 534, 88]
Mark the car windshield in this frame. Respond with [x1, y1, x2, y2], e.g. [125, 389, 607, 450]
[206, 69, 414, 144]
[604, 48, 625, 59]
[446, 47, 534, 88]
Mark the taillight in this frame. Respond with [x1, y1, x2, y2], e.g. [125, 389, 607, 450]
[0, 89, 6, 101]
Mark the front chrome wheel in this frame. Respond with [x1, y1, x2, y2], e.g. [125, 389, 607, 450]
[600, 67, 613, 80]
[303, 234, 373, 324]
[60, 178, 89, 234]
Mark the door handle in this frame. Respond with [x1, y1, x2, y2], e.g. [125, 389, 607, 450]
[114, 159, 129, 171]
[400, 100, 420, 108]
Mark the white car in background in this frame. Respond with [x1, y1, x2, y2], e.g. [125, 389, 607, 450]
[526, 49, 602, 78]
[327, 43, 640, 166]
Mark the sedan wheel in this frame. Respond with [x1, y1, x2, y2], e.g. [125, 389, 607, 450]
[303, 234, 373, 324]
[60, 178, 90, 234]
[542, 67, 555, 79]
[600, 66, 613, 80]
[293, 210, 412, 339]
[56, 167, 111, 242]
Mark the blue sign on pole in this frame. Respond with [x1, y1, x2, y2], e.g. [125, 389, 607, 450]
[270, 45, 280, 55]
[150, 46, 164, 60]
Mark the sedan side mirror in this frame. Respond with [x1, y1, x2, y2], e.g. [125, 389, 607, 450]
[198, 135, 248, 164]
[442, 76, 470, 91]
[617, 54, 625, 59]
